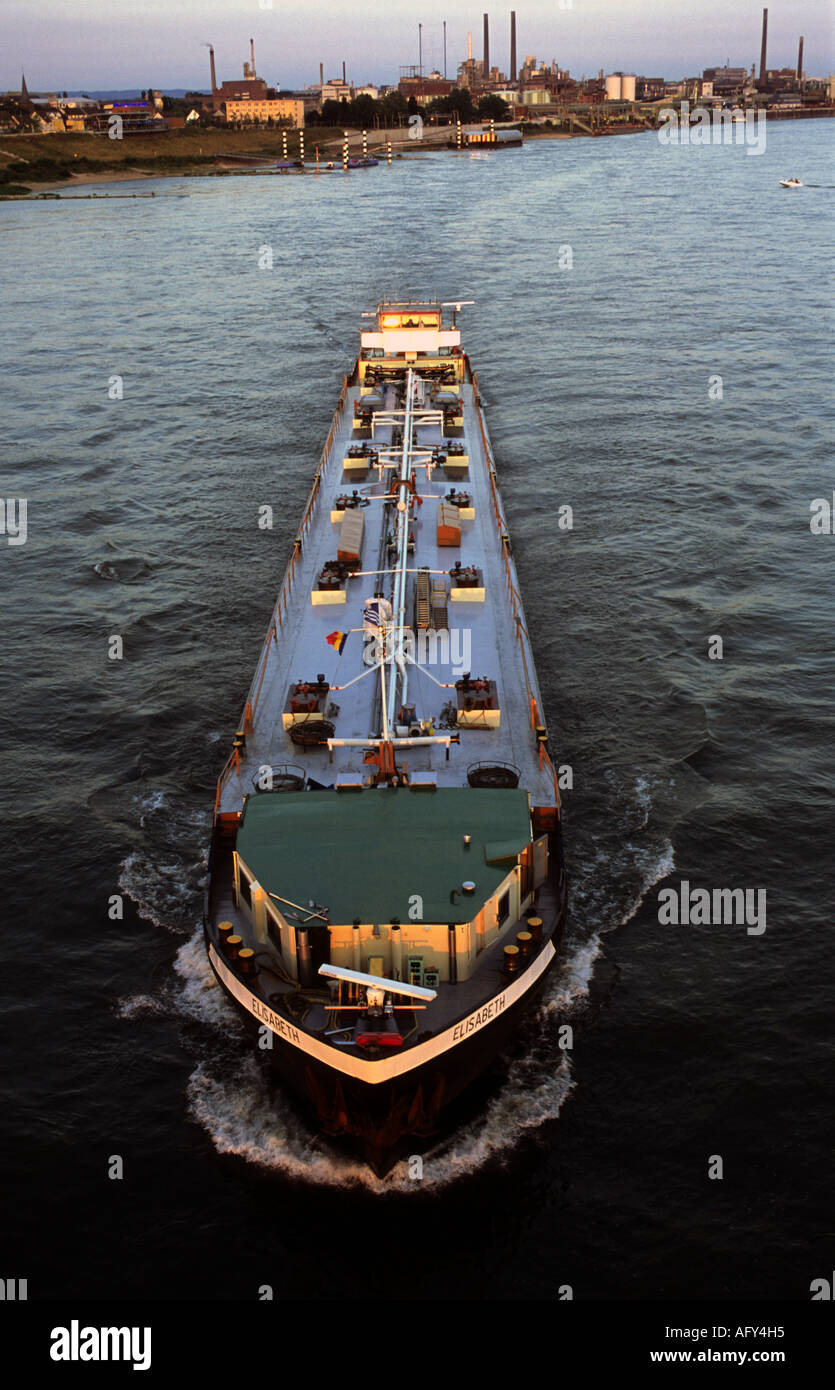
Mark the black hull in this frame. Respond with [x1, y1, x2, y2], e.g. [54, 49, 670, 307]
[207, 905, 564, 1175]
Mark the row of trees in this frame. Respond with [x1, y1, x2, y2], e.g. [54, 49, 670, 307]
[308, 89, 510, 129]
[125, 86, 512, 132]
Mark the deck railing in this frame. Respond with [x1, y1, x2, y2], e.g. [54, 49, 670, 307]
[468, 360, 561, 811]
[213, 372, 352, 817]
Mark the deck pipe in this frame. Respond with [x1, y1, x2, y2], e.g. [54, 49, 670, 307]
[391, 923, 402, 980]
[352, 919, 362, 971]
[448, 924, 458, 983]
[297, 927, 313, 986]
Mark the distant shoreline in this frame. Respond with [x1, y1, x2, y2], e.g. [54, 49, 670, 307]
[2, 109, 832, 198]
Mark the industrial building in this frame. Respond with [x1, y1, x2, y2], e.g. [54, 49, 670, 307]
[225, 97, 304, 125]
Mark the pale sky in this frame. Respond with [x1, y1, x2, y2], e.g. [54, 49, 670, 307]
[4, 0, 834, 92]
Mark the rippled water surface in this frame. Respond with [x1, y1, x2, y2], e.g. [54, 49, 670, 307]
[1, 119, 833, 1299]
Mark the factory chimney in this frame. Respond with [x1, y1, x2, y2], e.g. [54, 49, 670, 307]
[468, 31, 472, 61]
[483, 13, 489, 79]
[320, 62, 324, 89]
[208, 44, 218, 109]
[759, 7, 768, 85]
[510, 10, 517, 83]
[250, 38, 256, 77]
[343, 60, 346, 84]
[797, 36, 804, 84]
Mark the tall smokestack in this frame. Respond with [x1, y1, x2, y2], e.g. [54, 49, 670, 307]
[320, 62, 324, 89]
[510, 10, 517, 83]
[208, 44, 217, 96]
[343, 60, 346, 84]
[250, 38, 255, 76]
[759, 7, 768, 85]
[483, 13, 489, 79]
[468, 31, 472, 61]
[797, 36, 804, 83]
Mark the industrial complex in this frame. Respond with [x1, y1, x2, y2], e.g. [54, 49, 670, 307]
[3, 8, 833, 137]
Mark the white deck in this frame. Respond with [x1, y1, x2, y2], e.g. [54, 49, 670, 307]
[217, 357, 558, 812]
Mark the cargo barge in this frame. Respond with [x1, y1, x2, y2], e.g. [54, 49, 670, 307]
[205, 300, 567, 1173]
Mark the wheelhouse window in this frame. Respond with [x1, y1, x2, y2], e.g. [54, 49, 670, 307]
[237, 868, 252, 909]
[497, 890, 510, 926]
[379, 311, 440, 330]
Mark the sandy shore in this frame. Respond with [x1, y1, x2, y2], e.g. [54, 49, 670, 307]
[28, 166, 204, 193]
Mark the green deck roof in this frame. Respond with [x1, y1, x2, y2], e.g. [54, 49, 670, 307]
[236, 787, 531, 925]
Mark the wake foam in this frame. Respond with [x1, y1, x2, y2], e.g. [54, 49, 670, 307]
[185, 1046, 575, 1192]
[118, 772, 674, 1186]
[117, 788, 209, 933]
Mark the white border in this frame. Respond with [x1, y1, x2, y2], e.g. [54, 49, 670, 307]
[208, 940, 556, 1085]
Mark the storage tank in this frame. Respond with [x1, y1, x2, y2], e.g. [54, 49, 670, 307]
[621, 74, 637, 102]
[605, 73, 622, 100]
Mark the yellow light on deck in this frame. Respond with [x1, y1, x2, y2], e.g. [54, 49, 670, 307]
[381, 315, 401, 328]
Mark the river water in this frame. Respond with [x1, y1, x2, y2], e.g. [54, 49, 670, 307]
[1, 117, 832, 1300]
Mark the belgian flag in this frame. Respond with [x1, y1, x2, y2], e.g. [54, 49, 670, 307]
[326, 631, 347, 655]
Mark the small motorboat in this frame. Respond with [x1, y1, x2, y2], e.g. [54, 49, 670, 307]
[779, 178, 803, 188]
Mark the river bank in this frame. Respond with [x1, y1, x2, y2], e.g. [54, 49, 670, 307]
[2, 109, 831, 197]
[0, 126, 431, 197]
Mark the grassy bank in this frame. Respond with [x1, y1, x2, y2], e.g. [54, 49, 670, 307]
[0, 126, 417, 195]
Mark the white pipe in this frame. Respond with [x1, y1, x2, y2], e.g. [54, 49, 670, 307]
[327, 735, 456, 749]
[379, 642, 389, 737]
[395, 649, 408, 711]
[387, 368, 414, 727]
